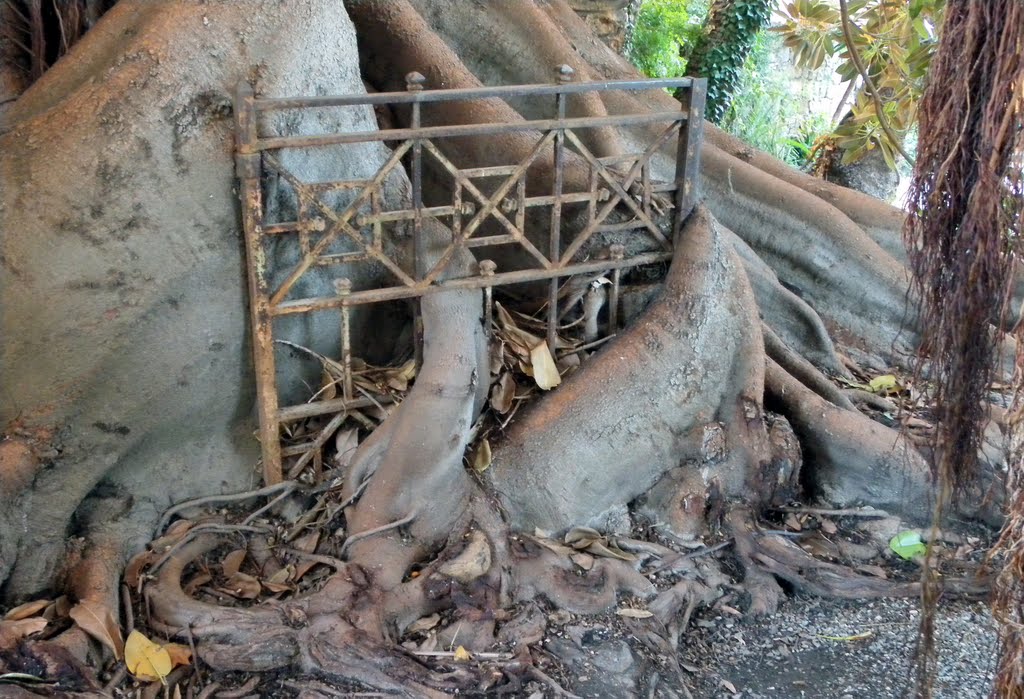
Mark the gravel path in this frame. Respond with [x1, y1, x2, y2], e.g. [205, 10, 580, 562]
[681, 595, 998, 698]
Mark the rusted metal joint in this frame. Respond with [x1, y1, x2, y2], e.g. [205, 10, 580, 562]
[299, 216, 326, 234]
[500, 198, 518, 214]
[235, 152, 261, 179]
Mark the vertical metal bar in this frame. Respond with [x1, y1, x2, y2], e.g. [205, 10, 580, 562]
[371, 189, 382, 251]
[672, 78, 707, 245]
[298, 193, 311, 256]
[641, 161, 651, 218]
[406, 72, 426, 370]
[452, 181, 463, 239]
[608, 244, 624, 334]
[548, 64, 573, 353]
[234, 80, 283, 485]
[515, 177, 526, 234]
[334, 278, 354, 403]
[480, 259, 496, 337]
[407, 71, 426, 279]
[586, 163, 598, 228]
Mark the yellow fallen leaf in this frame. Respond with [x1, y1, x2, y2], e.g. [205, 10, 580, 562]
[125, 630, 173, 682]
[530, 342, 561, 390]
[867, 374, 899, 394]
[472, 438, 492, 473]
[453, 645, 472, 662]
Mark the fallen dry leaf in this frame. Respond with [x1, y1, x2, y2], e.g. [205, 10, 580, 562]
[124, 550, 159, 589]
[163, 642, 192, 668]
[42, 596, 71, 621]
[0, 617, 48, 646]
[616, 608, 653, 619]
[585, 540, 636, 562]
[3, 599, 50, 622]
[570, 552, 594, 571]
[856, 564, 888, 579]
[453, 645, 472, 662]
[319, 367, 338, 401]
[471, 438, 492, 473]
[125, 630, 172, 682]
[219, 572, 261, 599]
[819, 518, 838, 535]
[406, 614, 441, 635]
[150, 520, 193, 552]
[266, 566, 293, 586]
[221, 549, 247, 578]
[490, 372, 516, 413]
[183, 571, 212, 596]
[530, 342, 561, 390]
[68, 601, 124, 660]
[439, 530, 492, 582]
[334, 428, 359, 469]
[291, 532, 322, 582]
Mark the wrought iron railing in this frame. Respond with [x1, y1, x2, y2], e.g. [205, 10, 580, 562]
[234, 68, 707, 484]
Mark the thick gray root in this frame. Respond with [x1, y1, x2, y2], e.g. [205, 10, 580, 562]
[0, 0, 401, 601]
[488, 206, 768, 532]
[765, 358, 933, 521]
[341, 241, 488, 581]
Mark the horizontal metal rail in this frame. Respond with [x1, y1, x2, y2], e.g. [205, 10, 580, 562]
[254, 77, 695, 111]
[255, 111, 684, 151]
[270, 252, 674, 315]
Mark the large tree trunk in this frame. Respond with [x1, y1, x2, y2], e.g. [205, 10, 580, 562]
[0, 0, 1005, 694]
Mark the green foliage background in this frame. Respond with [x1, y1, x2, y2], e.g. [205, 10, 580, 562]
[628, 0, 831, 168]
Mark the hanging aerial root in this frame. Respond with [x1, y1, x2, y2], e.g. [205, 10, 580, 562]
[904, 0, 1024, 492]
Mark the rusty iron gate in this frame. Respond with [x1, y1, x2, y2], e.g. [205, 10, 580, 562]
[233, 68, 707, 485]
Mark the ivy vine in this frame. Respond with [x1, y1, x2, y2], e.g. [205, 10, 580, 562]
[685, 0, 773, 123]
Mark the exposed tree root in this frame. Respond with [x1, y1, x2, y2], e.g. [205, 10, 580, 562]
[763, 324, 855, 411]
[765, 357, 934, 519]
[488, 206, 768, 532]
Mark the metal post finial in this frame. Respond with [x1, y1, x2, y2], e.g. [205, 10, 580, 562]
[333, 277, 353, 296]
[405, 72, 427, 91]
